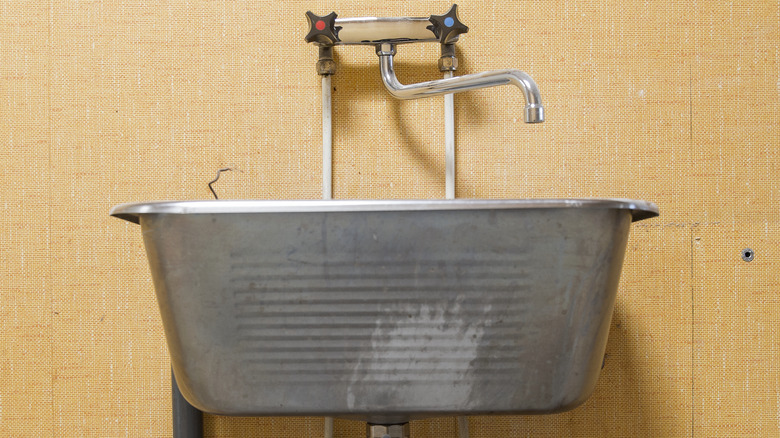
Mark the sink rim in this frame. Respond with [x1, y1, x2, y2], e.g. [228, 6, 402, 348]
[110, 198, 659, 224]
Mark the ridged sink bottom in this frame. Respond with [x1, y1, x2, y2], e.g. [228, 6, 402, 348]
[111, 198, 658, 424]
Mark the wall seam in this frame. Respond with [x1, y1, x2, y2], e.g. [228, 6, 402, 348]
[689, 12, 696, 434]
[47, 0, 55, 436]
[690, 225, 696, 438]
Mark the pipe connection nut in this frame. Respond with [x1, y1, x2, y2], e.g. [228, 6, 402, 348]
[317, 46, 336, 75]
[438, 43, 458, 72]
[438, 55, 458, 71]
[317, 59, 336, 75]
[367, 424, 410, 438]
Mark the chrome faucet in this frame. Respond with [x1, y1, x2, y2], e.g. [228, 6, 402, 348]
[305, 4, 544, 123]
[375, 43, 543, 123]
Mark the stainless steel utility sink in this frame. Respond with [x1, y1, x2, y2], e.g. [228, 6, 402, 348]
[111, 198, 658, 424]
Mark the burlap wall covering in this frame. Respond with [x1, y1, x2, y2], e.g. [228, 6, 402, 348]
[1, 1, 777, 436]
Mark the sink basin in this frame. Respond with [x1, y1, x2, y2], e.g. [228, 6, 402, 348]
[111, 198, 658, 424]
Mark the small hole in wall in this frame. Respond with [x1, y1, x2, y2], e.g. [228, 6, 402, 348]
[741, 248, 755, 262]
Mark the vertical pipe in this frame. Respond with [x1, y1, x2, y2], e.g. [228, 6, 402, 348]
[445, 69, 468, 436]
[445, 67, 468, 437]
[172, 369, 203, 438]
[322, 74, 333, 200]
[443, 71, 455, 200]
[457, 416, 470, 438]
[324, 416, 334, 438]
[322, 73, 335, 438]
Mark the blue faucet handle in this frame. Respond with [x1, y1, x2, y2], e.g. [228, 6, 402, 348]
[305, 11, 341, 46]
[428, 4, 469, 45]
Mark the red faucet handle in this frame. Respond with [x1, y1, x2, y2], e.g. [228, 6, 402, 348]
[305, 11, 341, 46]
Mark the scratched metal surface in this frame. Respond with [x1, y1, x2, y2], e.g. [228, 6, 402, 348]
[134, 205, 634, 423]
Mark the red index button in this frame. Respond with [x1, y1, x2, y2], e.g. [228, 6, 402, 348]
[315, 20, 326, 31]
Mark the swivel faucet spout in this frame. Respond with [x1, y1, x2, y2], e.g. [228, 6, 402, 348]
[376, 44, 544, 123]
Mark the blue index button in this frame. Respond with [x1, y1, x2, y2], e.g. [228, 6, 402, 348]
[444, 17, 454, 27]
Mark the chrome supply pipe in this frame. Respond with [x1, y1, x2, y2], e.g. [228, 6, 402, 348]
[316, 46, 335, 201]
[444, 69, 456, 199]
[376, 43, 544, 123]
[457, 416, 470, 438]
[321, 75, 333, 200]
[325, 416, 334, 438]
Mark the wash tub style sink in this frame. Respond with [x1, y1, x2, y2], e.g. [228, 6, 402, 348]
[111, 198, 658, 424]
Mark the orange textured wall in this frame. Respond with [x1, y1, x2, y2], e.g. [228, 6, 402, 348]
[1, 1, 778, 436]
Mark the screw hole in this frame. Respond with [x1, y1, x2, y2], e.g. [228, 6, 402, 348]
[741, 248, 755, 262]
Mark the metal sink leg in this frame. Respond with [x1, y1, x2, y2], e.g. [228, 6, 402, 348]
[172, 369, 203, 438]
[368, 423, 411, 438]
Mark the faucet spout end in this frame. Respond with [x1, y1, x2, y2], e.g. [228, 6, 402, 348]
[525, 104, 544, 123]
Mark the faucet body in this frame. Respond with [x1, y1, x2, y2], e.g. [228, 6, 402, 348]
[305, 5, 544, 124]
